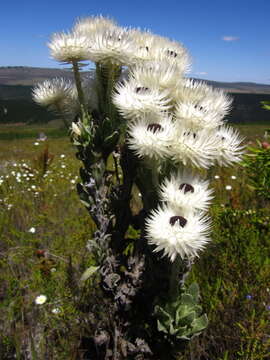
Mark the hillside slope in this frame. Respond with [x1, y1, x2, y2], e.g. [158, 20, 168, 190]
[0, 67, 270, 124]
[0, 66, 270, 94]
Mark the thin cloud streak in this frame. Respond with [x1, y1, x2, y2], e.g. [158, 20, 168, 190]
[222, 36, 239, 42]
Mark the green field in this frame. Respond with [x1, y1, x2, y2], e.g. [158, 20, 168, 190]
[0, 122, 269, 359]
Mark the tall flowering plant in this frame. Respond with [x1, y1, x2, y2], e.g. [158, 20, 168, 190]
[33, 16, 244, 359]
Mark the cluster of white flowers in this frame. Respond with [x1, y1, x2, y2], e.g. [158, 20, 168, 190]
[33, 16, 244, 262]
[146, 172, 213, 261]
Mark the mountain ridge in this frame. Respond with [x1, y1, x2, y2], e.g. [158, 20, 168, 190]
[0, 66, 270, 94]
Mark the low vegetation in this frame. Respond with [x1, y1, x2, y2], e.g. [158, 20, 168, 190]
[0, 122, 269, 359]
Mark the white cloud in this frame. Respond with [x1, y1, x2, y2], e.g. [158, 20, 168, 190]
[195, 72, 208, 76]
[222, 36, 239, 42]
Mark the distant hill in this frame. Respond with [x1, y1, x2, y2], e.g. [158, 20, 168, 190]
[0, 66, 269, 124]
[0, 66, 270, 94]
[0, 66, 74, 86]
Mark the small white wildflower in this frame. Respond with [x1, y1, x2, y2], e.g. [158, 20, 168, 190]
[71, 179, 76, 184]
[60, 154, 65, 158]
[34, 142, 39, 146]
[61, 164, 66, 169]
[28, 227, 36, 233]
[35, 295, 47, 305]
[72, 122, 82, 136]
[31, 185, 36, 190]
[214, 175, 220, 179]
[52, 307, 61, 314]
[50, 268, 57, 273]
[225, 185, 232, 191]
[231, 175, 237, 180]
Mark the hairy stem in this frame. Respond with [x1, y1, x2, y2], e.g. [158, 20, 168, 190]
[72, 61, 86, 114]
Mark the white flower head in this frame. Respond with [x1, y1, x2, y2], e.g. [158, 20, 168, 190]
[32, 78, 73, 110]
[127, 113, 176, 159]
[130, 60, 181, 90]
[171, 127, 219, 169]
[174, 102, 223, 131]
[48, 31, 91, 63]
[153, 36, 191, 73]
[35, 295, 47, 305]
[88, 27, 136, 65]
[173, 79, 232, 120]
[28, 227, 36, 233]
[160, 171, 213, 212]
[73, 15, 117, 35]
[146, 205, 211, 261]
[225, 185, 232, 190]
[131, 30, 190, 73]
[214, 126, 245, 166]
[113, 77, 172, 120]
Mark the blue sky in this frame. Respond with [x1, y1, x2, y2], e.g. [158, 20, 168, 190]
[1, 0, 269, 83]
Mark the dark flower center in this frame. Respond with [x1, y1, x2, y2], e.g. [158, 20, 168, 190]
[147, 123, 163, 133]
[183, 131, 196, 138]
[194, 104, 204, 111]
[169, 216, 187, 227]
[135, 87, 149, 94]
[166, 49, 178, 58]
[179, 183, 194, 193]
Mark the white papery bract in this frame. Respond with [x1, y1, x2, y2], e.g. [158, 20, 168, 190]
[174, 102, 223, 131]
[214, 126, 245, 166]
[87, 28, 136, 65]
[113, 78, 172, 119]
[48, 31, 91, 63]
[32, 78, 73, 109]
[153, 37, 191, 73]
[173, 79, 232, 119]
[131, 29, 190, 73]
[73, 15, 117, 35]
[171, 127, 219, 168]
[130, 60, 181, 90]
[146, 205, 211, 261]
[160, 172, 213, 212]
[128, 114, 176, 159]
